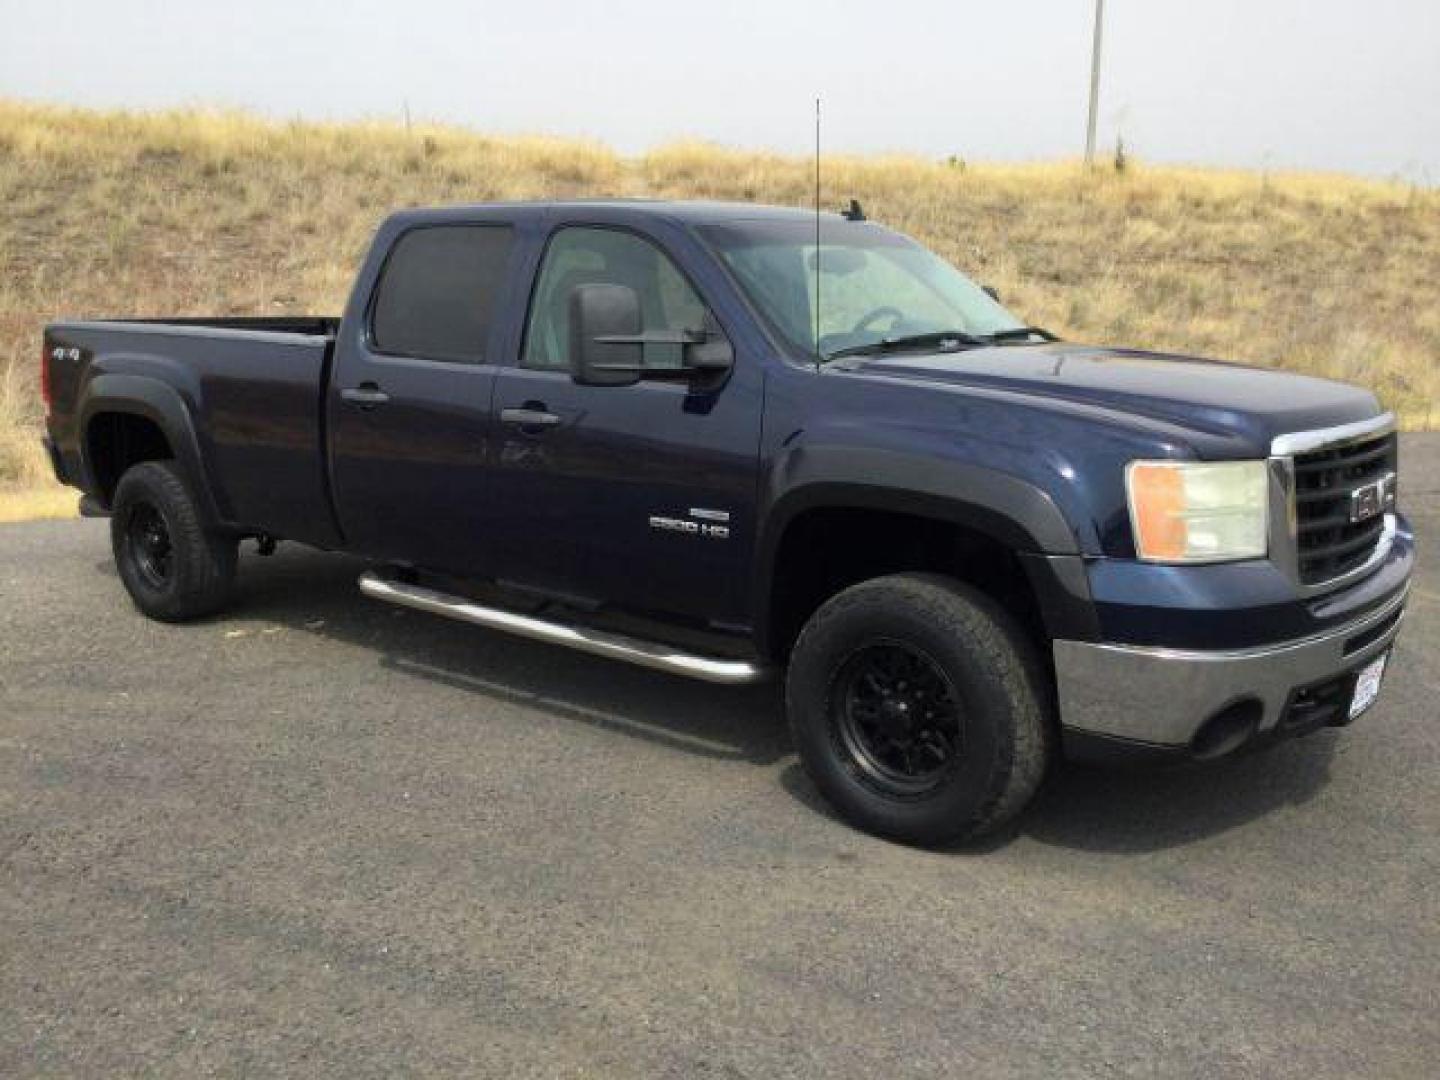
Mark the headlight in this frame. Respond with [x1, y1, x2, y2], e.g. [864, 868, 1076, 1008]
[1126, 460, 1268, 563]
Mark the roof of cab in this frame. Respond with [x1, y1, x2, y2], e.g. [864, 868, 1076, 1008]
[383, 199, 845, 229]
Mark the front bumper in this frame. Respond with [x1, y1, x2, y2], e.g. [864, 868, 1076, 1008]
[1054, 581, 1409, 763]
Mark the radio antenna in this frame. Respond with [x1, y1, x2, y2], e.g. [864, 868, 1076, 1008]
[813, 96, 822, 370]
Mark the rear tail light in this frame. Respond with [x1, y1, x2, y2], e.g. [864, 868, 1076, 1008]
[41, 342, 53, 410]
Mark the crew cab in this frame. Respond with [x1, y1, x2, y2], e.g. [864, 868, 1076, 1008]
[41, 200, 1414, 844]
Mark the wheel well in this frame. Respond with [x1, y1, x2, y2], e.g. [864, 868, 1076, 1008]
[766, 507, 1048, 662]
[87, 413, 174, 505]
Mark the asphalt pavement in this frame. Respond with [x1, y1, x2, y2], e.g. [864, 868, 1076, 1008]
[2, 436, 1437, 1078]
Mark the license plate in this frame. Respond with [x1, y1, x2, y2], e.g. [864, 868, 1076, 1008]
[1349, 653, 1388, 720]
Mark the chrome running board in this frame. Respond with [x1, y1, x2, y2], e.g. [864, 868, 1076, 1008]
[359, 571, 770, 686]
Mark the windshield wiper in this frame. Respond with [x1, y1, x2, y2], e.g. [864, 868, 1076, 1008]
[823, 330, 988, 363]
[974, 326, 1059, 344]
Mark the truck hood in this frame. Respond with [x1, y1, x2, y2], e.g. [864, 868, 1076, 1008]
[843, 344, 1382, 453]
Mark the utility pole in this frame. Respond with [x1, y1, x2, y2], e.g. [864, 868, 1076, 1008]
[1085, 0, 1105, 164]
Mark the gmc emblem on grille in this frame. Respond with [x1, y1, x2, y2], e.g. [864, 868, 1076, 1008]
[1350, 480, 1385, 523]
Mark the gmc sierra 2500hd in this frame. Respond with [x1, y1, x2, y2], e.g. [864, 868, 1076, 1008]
[42, 200, 1414, 843]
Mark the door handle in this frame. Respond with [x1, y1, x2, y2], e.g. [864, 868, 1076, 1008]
[500, 406, 562, 429]
[340, 383, 390, 410]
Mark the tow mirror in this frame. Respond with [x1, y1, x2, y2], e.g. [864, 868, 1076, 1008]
[569, 284, 734, 388]
[570, 283, 644, 386]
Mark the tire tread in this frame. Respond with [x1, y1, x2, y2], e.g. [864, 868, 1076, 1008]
[787, 572, 1053, 843]
[111, 460, 236, 621]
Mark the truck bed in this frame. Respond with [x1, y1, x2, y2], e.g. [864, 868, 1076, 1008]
[44, 316, 344, 548]
[105, 316, 340, 336]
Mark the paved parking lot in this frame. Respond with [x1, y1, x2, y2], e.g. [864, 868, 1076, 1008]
[2, 437, 1437, 1078]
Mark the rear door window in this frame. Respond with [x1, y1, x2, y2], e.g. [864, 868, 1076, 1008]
[371, 225, 515, 361]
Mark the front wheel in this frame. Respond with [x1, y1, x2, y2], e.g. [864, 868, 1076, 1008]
[786, 573, 1053, 845]
[111, 460, 237, 622]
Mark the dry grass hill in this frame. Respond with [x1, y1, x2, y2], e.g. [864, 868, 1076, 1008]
[2, 99, 1437, 518]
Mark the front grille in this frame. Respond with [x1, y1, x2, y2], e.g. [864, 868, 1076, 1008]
[1343, 604, 1404, 657]
[1292, 432, 1395, 584]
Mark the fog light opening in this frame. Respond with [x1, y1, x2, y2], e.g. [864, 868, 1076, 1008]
[1191, 700, 1263, 761]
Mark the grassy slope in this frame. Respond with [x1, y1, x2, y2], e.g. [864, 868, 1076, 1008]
[2, 100, 1437, 509]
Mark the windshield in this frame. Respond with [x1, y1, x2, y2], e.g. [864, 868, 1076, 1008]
[697, 218, 1026, 360]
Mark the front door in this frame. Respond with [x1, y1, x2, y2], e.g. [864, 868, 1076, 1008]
[490, 225, 762, 628]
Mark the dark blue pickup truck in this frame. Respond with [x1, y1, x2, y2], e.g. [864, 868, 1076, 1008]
[41, 200, 1414, 843]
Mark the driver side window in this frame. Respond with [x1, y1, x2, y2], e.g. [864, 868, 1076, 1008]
[523, 227, 707, 371]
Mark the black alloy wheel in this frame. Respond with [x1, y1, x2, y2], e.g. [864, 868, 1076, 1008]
[110, 460, 238, 622]
[785, 573, 1054, 845]
[832, 641, 964, 796]
[124, 501, 174, 589]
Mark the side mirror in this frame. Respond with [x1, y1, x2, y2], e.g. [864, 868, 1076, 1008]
[569, 283, 644, 386]
[982, 285, 1001, 302]
[568, 284, 734, 388]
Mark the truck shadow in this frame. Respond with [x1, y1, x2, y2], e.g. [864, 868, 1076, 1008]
[776, 732, 1337, 855]
[226, 546, 791, 768]
[1018, 738, 1338, 853]
[215, 545, 1337, 854]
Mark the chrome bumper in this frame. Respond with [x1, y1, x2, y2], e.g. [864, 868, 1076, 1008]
[1053, 586, 1409, 750]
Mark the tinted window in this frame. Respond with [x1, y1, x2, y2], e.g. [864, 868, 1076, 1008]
[523, 227, 707, 370]
[371, 225, 514, 360]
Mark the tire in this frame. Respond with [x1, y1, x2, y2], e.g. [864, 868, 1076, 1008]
[110, 460, 237, 622]
[786, 573, 1053, 845]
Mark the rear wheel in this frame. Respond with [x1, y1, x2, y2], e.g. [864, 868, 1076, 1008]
[111, 460, 237, 622]
[786, 573, 1052, 845]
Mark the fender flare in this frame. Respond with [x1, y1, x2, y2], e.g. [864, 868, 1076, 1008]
[78, 373, 227, 525]
[752, 446, 1083, 656]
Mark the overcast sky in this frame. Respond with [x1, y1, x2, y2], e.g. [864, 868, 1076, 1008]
[4, 0, 1438, 180]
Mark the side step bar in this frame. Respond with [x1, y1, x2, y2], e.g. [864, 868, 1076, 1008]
[358, 571, 771, 686]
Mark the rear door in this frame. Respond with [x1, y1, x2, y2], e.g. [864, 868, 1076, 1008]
[328, 222, 519, 573]
[488, 223, 763, 628]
